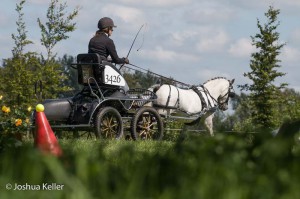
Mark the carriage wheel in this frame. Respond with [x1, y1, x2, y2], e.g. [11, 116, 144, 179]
[94, 107, 123, 139]
[131, 107, 164, 140]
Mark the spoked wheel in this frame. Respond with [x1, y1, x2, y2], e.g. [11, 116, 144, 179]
[131, 107, 164, 140]
[95, 107, 123, 139]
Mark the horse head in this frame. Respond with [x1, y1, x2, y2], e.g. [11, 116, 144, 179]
[203, 77, 235, 111]
[217, 78, 235, 111]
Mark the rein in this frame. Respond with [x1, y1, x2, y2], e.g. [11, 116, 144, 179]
[123, 64, 191, 87]
[124, 63, 234, 113]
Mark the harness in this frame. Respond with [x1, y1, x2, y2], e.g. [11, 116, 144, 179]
[164, 85, 180, 109]
[191, 85, 207, 109]
[156, 84, 217, 115]
[184, 85, 218, 125]
[153, 79, 235, 125]
[192, 85, 219, 109]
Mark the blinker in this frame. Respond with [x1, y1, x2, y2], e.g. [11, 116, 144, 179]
[228, 92, 235, 98]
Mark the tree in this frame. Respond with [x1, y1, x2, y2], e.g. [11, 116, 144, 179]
[232, 93, 256, 132]
[11, 0, 33, 58]
[239, 6, 287, 130]
[0, 0, 79, 105]
[37, 0, 79, 61]
[276, 88, 300, 122]
[0, 0, 40, 106]
[37, 0, 80, 98]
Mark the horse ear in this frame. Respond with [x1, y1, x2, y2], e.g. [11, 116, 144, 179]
[230, 79, 235, 85]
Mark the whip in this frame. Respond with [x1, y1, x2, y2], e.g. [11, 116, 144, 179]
[119, 24, 145, 70]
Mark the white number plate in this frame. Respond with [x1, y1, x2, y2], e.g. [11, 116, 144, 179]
[104, 65, 126, 86]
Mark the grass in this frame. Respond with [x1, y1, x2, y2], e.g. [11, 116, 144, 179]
[0, 132, 300, 199]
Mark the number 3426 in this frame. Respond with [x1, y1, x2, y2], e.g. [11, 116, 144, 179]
[105, 75, 121, 84]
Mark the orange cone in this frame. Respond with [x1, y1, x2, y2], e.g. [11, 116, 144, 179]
[34, 104, 62, 157]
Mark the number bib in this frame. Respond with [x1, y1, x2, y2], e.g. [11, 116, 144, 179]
[104, 65, 126, 87]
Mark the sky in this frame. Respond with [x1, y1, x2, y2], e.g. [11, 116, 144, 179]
[1, 0, 300, 93]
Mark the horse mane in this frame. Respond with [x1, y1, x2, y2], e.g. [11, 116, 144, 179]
[203, 77, 228, 85]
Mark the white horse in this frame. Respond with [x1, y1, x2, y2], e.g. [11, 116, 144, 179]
[151, 77, 235, 136]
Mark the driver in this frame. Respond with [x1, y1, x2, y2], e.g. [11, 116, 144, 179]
[88, 17, 129, 65]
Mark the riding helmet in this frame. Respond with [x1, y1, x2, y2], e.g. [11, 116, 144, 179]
[98, 17, 117, 30]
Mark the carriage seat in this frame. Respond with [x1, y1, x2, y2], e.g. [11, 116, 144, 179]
[76, 53, 129, 98]
[77, 53, 124, 86]
[77, 53, 104, 85]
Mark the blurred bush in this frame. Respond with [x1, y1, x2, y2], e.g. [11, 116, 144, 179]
[0, 132, 299, 199]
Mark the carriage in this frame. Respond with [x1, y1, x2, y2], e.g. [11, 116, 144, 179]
[33, 53, 163, 140]
[32, 53, 235, 139]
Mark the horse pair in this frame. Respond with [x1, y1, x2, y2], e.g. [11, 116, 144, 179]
[149, 77, 235, 136]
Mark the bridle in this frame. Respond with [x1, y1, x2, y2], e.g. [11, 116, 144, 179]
[200, 79, 235, 111]
[217, 80, 235, 110]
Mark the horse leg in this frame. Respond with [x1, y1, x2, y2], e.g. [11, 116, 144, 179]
[204, 114, 214, 136]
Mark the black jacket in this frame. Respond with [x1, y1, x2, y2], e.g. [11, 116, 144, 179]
[88, 32, 126, 64]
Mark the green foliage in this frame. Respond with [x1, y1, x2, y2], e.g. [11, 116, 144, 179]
[0, 101, 31, 134]
[0, 55, 71, 105]
[0, 54, 42, 106]
[231, 90, 300, 133]
[122, 69, 158, 89]
[164, 121, 185, 140]
[35, 0, 79, 98]
[0, 0, 80, 105]
[37, 0, 79, 61]
[239, 6, 287, 130]
[0, 1, 78, 151]
[213, 110, 236, 132]
[276, 88, 300, 122]
[58, 55, 82, 96]
[39, 60, 71, 99]
[0, 0, 38, 147]
[0, 134, 299, 199]
[122, 68, 178, 90]
[0, 0, 38, 106]
[232, 93, 257, 132]
[0, 96, 32, 152]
